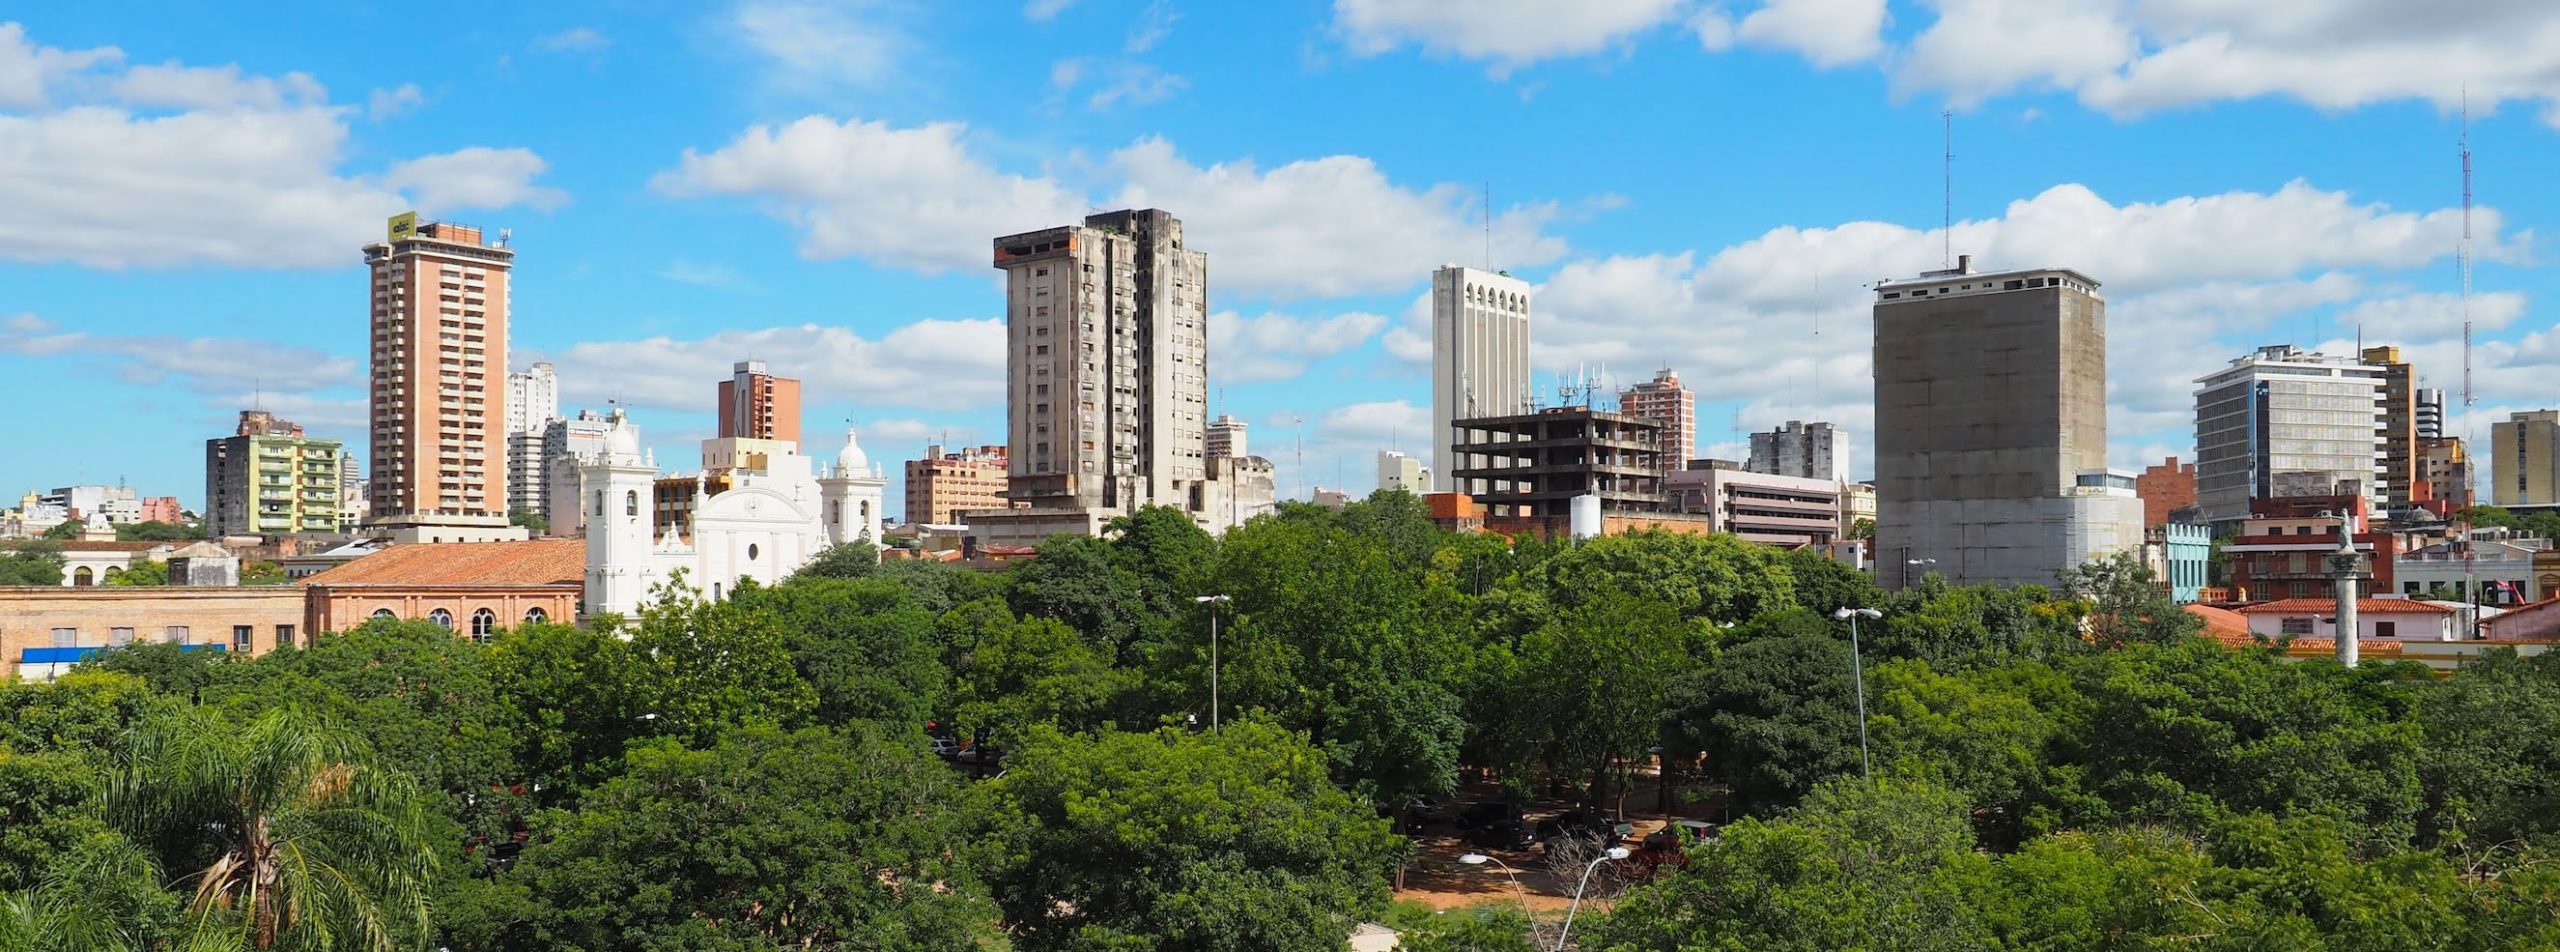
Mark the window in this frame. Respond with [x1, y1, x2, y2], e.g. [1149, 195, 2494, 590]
[428, 608, 454, 629]
[49, 628, 76, 647]
[72, 566, 92, 586]
[163, 626, 189, 644]
[2376, 621, 2397, 638]
[232, 625, 253, 651]
[524, 607, 548, 624]
[625, 490, 639, 517]
[2280, 617, 2315, 636]
[746, 544, 759, 562]
[279, 624, 298, 648]
[371, 608, 396, 621]
[469, 609, 496, 642]
[109, 627, 134, 646]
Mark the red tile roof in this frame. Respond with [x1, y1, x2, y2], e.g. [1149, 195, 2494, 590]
[2184, 604, 2254, 646]
[2236, 597, 2453, 615]
[299, 538, 584, 587]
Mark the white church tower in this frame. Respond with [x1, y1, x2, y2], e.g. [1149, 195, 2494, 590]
[582, 410, 662, 617]
[819, 427, 887, 549]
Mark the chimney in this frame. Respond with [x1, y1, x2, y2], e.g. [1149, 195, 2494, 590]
[1956, 254, 1973, 274]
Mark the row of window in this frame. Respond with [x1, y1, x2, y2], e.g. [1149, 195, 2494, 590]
[51, 624, 269, 651]
[387, 606, 549, 642]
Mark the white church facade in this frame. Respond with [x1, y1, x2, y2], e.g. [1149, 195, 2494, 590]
[580, 410, 885, 616]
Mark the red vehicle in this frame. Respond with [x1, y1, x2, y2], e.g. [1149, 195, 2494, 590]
[1633, 819, 1718, 873]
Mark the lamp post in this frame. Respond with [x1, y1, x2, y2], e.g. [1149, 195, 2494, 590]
[1457, 853, 1543, 947]
[1833, 607, 1882, 784]
[1193, 594, 1231, 731]
[1554, 846, 1631, 951]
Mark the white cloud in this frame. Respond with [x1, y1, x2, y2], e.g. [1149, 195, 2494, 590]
[733, 0, 904, 92]
[1209, 310, 1388, 382]
[382, 147, 568, 212]
[1696, 0, 1891, 67]
[547, 320, 1007, 415]
[0, 22, 119, 108]
[0, 313, 360, 395]
[657, 119, 1579, 296]
[1126, 0, 1178, 53]
[367, 83, 423, 119]
[1024, 0, 1076, 21]
[2336, 290, 2528, 345]
[537, 26, 611, 53]
[1382, 290, 1433, 364]
[1331, 0, 1686, 72]
[0, 24, 563, 268]
[658, 261, 757, 290]
[651, 117, 1086, 273]
[1089, 62, 1186, 107]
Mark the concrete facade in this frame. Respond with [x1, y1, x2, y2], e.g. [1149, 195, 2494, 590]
[2420, 436, 2474, 509]
[1377, 451, 1429, 494]
[1206, 414, 1247, 460]
[2493, 410, 2560, 507]
[363, 215, 517, 537]
[1619, 369, 1696, 466]
[1872, 260, 2132, 589]
[1450, 408, 1670, 519]
[1745, 421, 1848, 483]
[2192, 345, 2385, 527]
[1430, 266, 1533, 492]
[908, 444, 1014, 526]
[540, 410, 615, 536]
[205, 410, 345, 538]
[1665, 461, 1842, 547]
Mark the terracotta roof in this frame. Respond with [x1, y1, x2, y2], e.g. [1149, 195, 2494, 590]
[2236, 597, 2454, 615]
[2184, 603, 2255, 646]
[300, 538, 585, 587]
[41, 541, 162, 553]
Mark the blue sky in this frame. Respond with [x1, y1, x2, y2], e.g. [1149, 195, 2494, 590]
[4, 0, 2556, 515]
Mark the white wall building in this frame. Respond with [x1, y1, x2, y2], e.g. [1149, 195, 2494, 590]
[2193, 345, 2386, 527]
[505, 361, 558, 438]
[1207, 414, 1248, 460]
[2238, 597, 2458, 642]
[581, 412, 885, 617]
[1377, 450, 1429, 493]
[1430, 265, 1532, 492]
[541, 410, 616, 536]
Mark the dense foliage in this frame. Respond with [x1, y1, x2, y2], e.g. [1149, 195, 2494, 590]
[4, 493, 2559, 950]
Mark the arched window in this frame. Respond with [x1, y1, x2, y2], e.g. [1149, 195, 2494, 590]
[428, 608, 453, 629]
[370, 608, 396, 621]
[469, 608, 497, 642]
[859, 500, 870, 518]
[524, 607, 548, 625]
[594, 490, 605, 516]
[625, 490, 639, 517]
[104, 566, 122, 580]
[72, 566, 93, 586]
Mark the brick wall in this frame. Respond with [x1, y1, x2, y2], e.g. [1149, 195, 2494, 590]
[0, 586, 304, 680]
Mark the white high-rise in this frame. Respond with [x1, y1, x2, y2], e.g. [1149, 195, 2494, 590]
[503, 361, 561, 519]
[1747, 421, 1849, 483]
[1430, 265, 1532, 492]
[2192, 345, 2386, 527]
[504, 361, 557, 437]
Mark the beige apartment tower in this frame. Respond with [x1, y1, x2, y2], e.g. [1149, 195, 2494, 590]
[363, 213, 519, 539]
[1431, 265, 1533, 492]
[2493, 410, 2560, 507]
[990, 209, 1210, 517]
[718, 360, 803, 444]
[905, 444, 1015, 526]
[2362, 346, 2419, 506]
[1619, 369, 1696, 466]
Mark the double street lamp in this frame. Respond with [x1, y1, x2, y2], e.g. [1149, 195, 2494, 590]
[1460, 846, 1630, 951]
[1832, 607, 1882, 784]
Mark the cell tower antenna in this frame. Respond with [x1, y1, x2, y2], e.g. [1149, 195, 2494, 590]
[1941, 110, 1954, 270]
[2460, 89, 2474, 418]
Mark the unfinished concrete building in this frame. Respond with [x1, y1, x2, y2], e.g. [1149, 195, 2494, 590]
[1448, 407, 1672, 520]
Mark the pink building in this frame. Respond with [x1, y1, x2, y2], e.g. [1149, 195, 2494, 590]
[139, 497, 184, 524]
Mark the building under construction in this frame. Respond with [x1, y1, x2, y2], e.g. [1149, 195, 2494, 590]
[1446, 408, 1674, 519]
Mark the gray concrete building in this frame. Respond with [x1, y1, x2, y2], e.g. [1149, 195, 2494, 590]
[1745, 420, 1848, 482]
[1871, 258, 2142, 589]
[1430, 265, 1533, 492]
[2191, 345, 2385, 528]
[1206, 413, 1247, 459]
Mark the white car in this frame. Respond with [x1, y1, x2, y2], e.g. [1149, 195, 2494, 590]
[926, 737, 962, 756]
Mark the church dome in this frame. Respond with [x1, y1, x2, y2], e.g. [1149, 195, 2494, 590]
[603, 412, 640, 459]
[833, 427, 868, 475]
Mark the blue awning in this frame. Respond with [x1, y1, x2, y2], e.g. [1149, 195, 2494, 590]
[18, 644, 228, 663]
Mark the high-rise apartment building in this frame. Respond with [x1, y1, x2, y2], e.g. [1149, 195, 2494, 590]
[539, 410, 616, 536]
[1746, 421, 1849, 483]
[905, 444, 1014, 526]
[2192, 345, 2385, 527]
[505, 361, 558, 438]
[205, 410, 345, 538]
[717, 360, 802, 444]
[2363, 346, 2419, 506]
[2420, 436, 2474, 509]
[1206, 413, 1248, 460]
[1872, 258, 2140, 588]
[1619, 369, 1696, 465]
[1377, 450, 1429, 493]
[988, 209, 1210, 524]
[337, 453, 365, 532]
[1430, 265, 1532, 492]
[363, 212, 519, 540]
[2493, 410, 2560, 507]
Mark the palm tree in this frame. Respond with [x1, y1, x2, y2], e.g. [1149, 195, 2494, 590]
[107, 708, 436, 951]
[0, 834, 248, 952]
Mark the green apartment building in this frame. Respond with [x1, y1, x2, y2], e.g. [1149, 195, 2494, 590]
[205, 411, 346, 537]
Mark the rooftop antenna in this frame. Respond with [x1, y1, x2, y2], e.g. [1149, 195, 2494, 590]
[1483, 181, 1493, 271]
[2460, 87, 2479, 624]
[1941, 110, 1954, 270]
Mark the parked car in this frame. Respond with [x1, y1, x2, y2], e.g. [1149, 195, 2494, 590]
[1536, 810, 1630, 855]
[926, 736, 963, 757]
[1403, 796, 1455, 829]
[1457, 802, 1533, 850]
[957, 743, 1003, 764]
[1634, 819, 1719, 871]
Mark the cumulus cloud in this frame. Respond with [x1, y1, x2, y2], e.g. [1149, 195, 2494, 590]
[0, 22, 563, 268]
[1331, 0, 1685, 72]
[1696, 0, 1891, 67]
[0, 313, 360, 395]
[732, 0, 905, 92]
[546, 319, 1008, 415]
[367, 83, 423, 119]
[657, 118, 1578, 296]
[1209, 311, 1388, 382]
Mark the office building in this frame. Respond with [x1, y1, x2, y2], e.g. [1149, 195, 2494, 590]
[1378, 450, 1429, 493]
[336, 453, 365, 532]
[906, 444, 1014, 526]
[1666, 461, 1842, 548]
[2420, 436, 2474, 509]
[1871, 257, 2141, 588]
[717, 360, 802, 444]
[2493, 410, 2560, 508]
[2362, 346, 2420, 506]
[978, 209, 1211, 542]
[204, 410, 345, 538]
[2135, 456, 2197, 527]
[539, 410, 616, 536]
[1206, 413, 1248, 459]
[1745, 420, 1848, 483]
[40, 485, 142, 524]
[1430, 265, 1533, 492]
[363, 212, 522, 541]
[1619, 369, 1696, 465]
[2192, 345, 2385, 528]
[2417, 388, 2445, 440]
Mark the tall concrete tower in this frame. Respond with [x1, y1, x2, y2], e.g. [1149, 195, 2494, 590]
[363, 212, 520, 541]
[1430, 265, 1532, 492]
[1871, 258, 2140, 588]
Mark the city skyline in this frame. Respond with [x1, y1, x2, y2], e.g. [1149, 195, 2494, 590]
[3, 6, 2555, 514]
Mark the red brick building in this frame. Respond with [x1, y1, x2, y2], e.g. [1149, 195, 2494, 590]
[2135, 456, 2197, 527]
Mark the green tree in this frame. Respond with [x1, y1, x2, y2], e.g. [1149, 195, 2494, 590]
[483, 622, 648, 803]
[1107, 504, 1216, 617]
[0, 749, 109, 893]
[104, 560, 169, 586]
[39, 521, 80, 541]
[949, 611, 1136, 744]
[0, 669, 176, 756]
[2054, 551, 2200, 648]
[81, 641, 227, 698]
[740, 575, 947, 728]
[505, 507, 547, 535]
[514, 724, 1000, 948]
[1514, 589, 1692, 808]
[791, 539, 880, 581]
[0, 833, 201, 952]
[981, 721, 1401, 950]
[1783, 547, 1881, 618]
[1866, 659, 2079, 848]
[115, 521, 203, 542]
[0, 541, 64, 586]
[108, 708, 437, 951]
[1535, 531, 1796, 623]
[625, 576, 817, 745]
[1008, 534, 1151, 662]
[238, 562, 287, 586]
[1663, 615, 1860, 815]
[1850, 517, 1876, 540]
[2418, 647, 2560, 847]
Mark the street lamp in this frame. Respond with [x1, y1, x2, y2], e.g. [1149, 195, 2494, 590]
[1457, 853, 1542, 946]
[1555, 846, 1631, 951]
[1832, 607, 1882, 784]
[1194, 595, 1231, 731]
